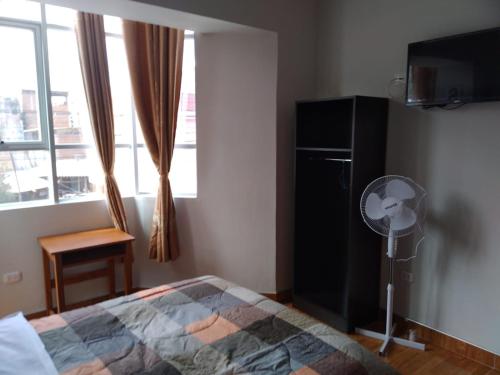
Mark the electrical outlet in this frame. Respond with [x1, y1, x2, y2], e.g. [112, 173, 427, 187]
[3, 271, 22, 284]
[402, 271, 413, 283]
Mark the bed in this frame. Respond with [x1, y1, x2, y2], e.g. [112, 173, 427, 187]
[28, 275, 398, 374]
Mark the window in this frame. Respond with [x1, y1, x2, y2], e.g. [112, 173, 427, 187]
[0, 15, 50, 205]
[0, 1, 196, 207]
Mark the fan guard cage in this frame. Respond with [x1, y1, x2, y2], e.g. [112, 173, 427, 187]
[360, 175, 427, 238]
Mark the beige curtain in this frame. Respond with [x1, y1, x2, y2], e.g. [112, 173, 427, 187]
[122, 20, 184, 262]
[76, 12, 128, 232]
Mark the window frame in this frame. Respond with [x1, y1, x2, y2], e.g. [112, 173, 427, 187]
[0, 17, 50, 151]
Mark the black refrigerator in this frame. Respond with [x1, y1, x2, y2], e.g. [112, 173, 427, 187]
[293, 96, 388, 332]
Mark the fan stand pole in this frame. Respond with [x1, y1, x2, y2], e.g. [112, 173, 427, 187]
[355, 233, 426, 355]
[381, 233, 396, 355]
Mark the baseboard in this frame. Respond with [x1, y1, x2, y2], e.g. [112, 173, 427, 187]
[261, 290, 292, 304]
[402, 319, 499, 370]
[371, 311, 499, 370]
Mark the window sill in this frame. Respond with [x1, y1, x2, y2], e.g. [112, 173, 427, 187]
[0, 199, 54, 212]
[0, 193, 197, 212]
[0, 195, 107, 213]
[135, 192, 197, 200]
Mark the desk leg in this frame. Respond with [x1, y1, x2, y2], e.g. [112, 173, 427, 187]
[42, 251, 52, 315]
[108, 259, 116, 298]
[124, 244, 133, 295]
[54, 254, 66, 313]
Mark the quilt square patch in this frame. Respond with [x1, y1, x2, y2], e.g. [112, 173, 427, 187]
[105, 343, 180, 375]
[284, 331, 337, 369]
[177, 282, 224, 301]
[30, 314, 67, 334]
[220, 304, 271, 329]
[112, 300, 184, 339]
[40, 325, 97, 373]
[210, 329, 267, 363]
[308, 351, 369, 375]
[243, 315, 302, 346]
[293, 366, 320, 375]
[232, 342, 295, 375]
[197, 290, 246, 313]
[186, 314, 241, 344]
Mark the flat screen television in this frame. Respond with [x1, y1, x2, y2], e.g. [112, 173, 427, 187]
[406, 27, 500, 107]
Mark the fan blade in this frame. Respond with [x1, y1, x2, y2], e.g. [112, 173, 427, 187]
[365, 193, 385, 220]
[386, 179, 415, 200]
[390, 206, 417, 231]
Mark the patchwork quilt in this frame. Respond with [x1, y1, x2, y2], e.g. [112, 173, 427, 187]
[30, 276, 398, 375]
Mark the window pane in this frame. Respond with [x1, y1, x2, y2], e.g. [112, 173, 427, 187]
[170, 148, 196, 197]
[0, 0, 41, 22]
[56, 148, 103, 200]
[106, 35, 133, 145]
[137, 146, 158, 194]
[176, 36, 196, 145]
[137, 146, 196, 197]
[0, 25, 43, 143]
[45, 4, 76, 28]
[104, 15, 123, 35]
[47, 28, 93, 145]
[114, 147, 134, 196]
[0, 150, 49, 204]
[135, 114, 145, 144]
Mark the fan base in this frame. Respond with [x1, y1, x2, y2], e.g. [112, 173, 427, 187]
[355, 327, 426, 355]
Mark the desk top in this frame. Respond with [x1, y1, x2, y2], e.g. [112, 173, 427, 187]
[38, 228, 135, 255]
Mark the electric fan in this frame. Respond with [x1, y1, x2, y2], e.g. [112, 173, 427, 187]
[356, 175, 427, 355]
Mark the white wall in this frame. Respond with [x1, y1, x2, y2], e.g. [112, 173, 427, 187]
[317, 0, 500, 354]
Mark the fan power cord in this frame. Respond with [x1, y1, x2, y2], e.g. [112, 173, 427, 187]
[396, 236, 425, 262]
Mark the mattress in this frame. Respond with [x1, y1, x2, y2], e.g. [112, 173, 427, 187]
[30, 275, 398, 374]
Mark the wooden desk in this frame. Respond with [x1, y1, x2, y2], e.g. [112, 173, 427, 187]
[38, 228, 135, 314]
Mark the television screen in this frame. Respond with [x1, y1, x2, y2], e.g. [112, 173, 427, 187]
[406, 27, 500, 107]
